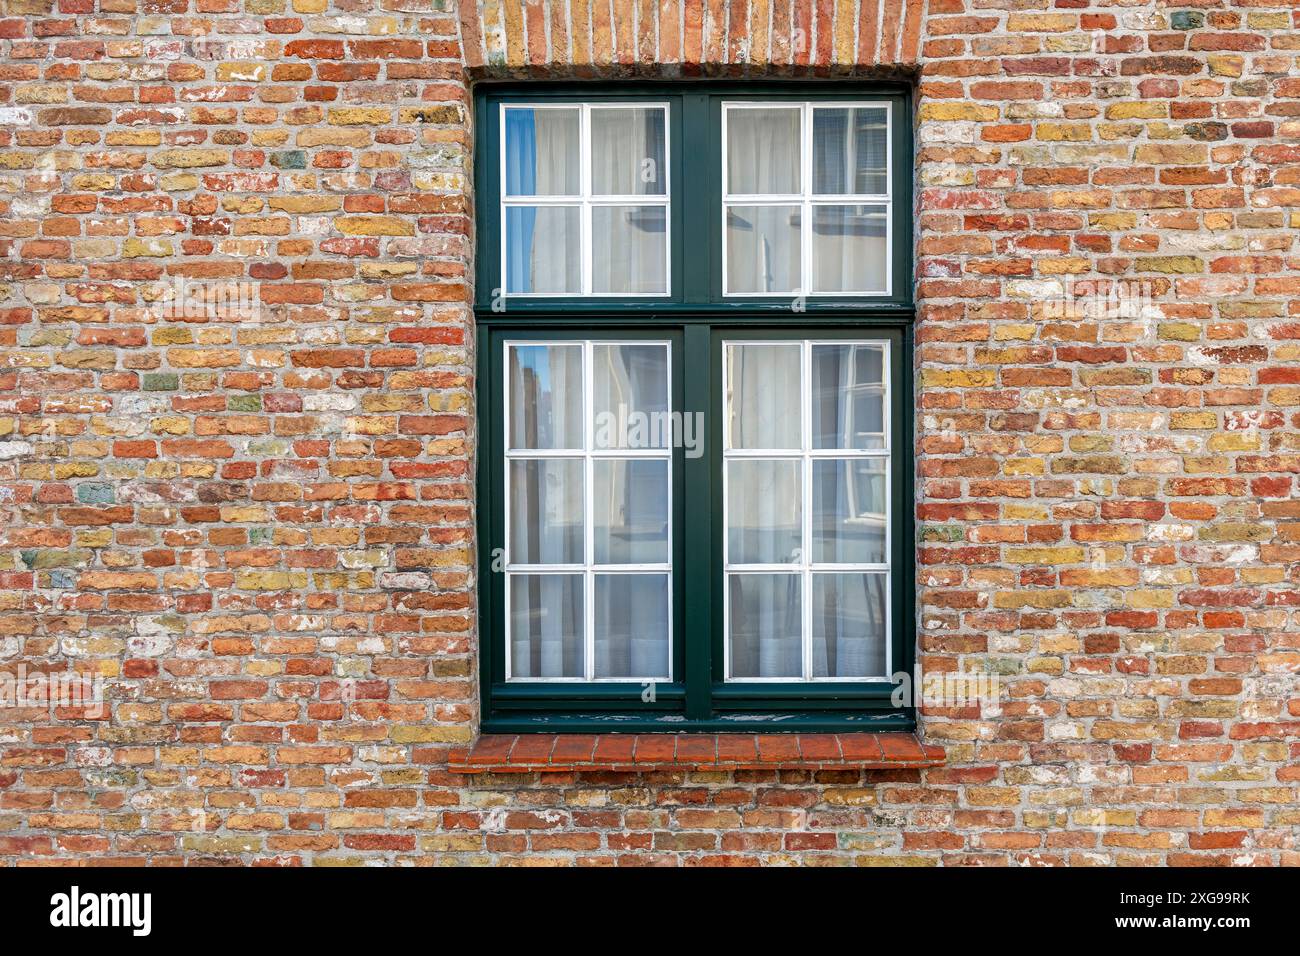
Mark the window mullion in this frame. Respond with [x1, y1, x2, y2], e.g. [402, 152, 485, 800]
[682, 323, 713, 719]
[583, 339, 594, 682]
[801, 340, 813, 681]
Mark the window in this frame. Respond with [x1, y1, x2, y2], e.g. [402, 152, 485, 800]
[475, 84, 913, 732]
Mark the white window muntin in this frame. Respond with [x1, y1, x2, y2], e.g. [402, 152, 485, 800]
[720, 100, 893, 298]
[721, 338, 892, 682]
[499, 102, 672, 299]
[502, 339, 674, 682]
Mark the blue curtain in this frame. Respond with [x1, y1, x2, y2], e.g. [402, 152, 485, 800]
[504, 111, 537, 293]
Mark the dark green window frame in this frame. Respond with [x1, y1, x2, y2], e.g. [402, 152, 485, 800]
[475, 82, 915, 733]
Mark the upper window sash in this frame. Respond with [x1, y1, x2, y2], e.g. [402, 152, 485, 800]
[721, 101, 893, 299]
[499, 102, 672, 299]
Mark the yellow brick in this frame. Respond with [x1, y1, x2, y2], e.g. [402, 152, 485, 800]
[1207, 433, 1259, 452]
[153, 149, 229, 168]
[1005, 547, 1086, 565]
[1169, 411, 1217, 429]
[1105, 102, 1168, 120]
[1208, 54, 1244, 77]
[1158, 323, 1202, 342]
[1134, 143, 1209, 165]
[1037, 123, 1093, 142]
[919, 369, 996, 388]
[216, 62, 267, 82]
[334, 215, 413, 237]
[328, 108, 393, 126]
[1007, 13, 1076, 30]
[122, 238, 173, 258]
[1135, 257, 1203, 274]
[920, 102, 1001, 123]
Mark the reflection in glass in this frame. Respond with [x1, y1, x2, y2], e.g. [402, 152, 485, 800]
[811, 204, 887, 294]
[811, 573, 887, 678]
[508, 344, 583, 450]
[811, 458, 887, 564]
[593, 343, 670, 448]
[727, 459, 801, 565]
[505, 205, 581, 294]
[812, 107, 888, 195]
[592, 206, 667, 294]
[504, 107, 580, 196]
[594, 459, 669, 564]
[726, 205, 801, 295]
[510, 459, 584, 565]
[811, 343, 886, 449]
[594, 574, 670, 678]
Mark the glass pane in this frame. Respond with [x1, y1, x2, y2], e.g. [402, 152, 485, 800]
[508, 344, 583, 450]
[594, 574, 670, 678]
[591, 107, 666, 196]
[727, 459, 801, 565]
[594, 459, 669, 564]
[726, 107, 800, 194]
[504, 107, 580, 196]
[509, 574, 584, 678]
[593, 343, 669, 449]
[725, 342, 800, 449]
[509, 459, 583, 564]
[811, 204, 888, 294]
[811, 573, 887, 678]
[592, 206, 667, 294]
[728, 573, 802, 678]
[505, 206, 581, 294]
[725, 205, 801, 295]
[811, 343, 886, 450]
[813, 107, 888, 195]
[812, 458, 887, 564]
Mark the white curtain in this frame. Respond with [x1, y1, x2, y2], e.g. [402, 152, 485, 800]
[726, 344, 802, 677]
[591, 344, 669, 678]
[727, 109, 800, 194]
[529, 111, 580, 293]
[726, 109, 801, 294]
[812, 206, 886, 293]
[511, 574, 582, 679]
[591, 109, 666, 294]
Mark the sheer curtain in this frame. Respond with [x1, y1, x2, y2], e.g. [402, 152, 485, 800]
[812, 206, 886, 293]
[591, 109, 666, 294]
[727, 109, 800, 194]
[726, 109, 801, 294]
[727, 344, 802, 677]
[593, 347, 666, 677]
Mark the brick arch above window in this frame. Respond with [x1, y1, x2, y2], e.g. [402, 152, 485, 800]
[458, 0, 926, 76]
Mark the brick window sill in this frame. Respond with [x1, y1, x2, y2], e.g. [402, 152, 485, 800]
[448, 732, 944, 774]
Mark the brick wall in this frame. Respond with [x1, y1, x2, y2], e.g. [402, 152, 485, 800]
[2, 0, 1299, 865]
